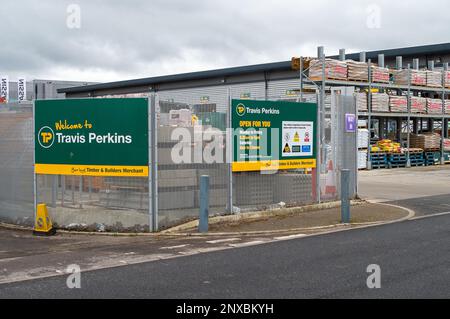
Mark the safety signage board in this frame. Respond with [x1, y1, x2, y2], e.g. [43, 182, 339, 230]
[282, 121, 314, 157]
[232, 99, 317, 172]
[34, 98, 149, 177]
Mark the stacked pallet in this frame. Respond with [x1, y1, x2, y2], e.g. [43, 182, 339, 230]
[410, 133, 441, 150]
[444, 139, 450, 152]
[355, 92, 368, 111]
[375, 139, 401, 153]
[426, 71, 442, 88]
[371, 66, 390, 83]
[358, 150, 368, 169]
[309, 59, 347, 81]
[347, 61, 368, 81]
[445, 100, 450, 114]
[426, 98, 443, 114]
[394, 69, 427, 86]
[371, 93, 389, 112]
[389, 95, 407, 112]
[358, 129, 369, 149]
[411, 96, 427, 113]
[443, 139, 450, 152]
[445, 71, 450, 88]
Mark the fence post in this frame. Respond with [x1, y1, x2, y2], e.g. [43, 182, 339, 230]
[149, 93, 159, 232]
[33, 100, 37, 220]
[199, 175, 210, 233]
[227, 88, 233, 214]
[341, 169, 350, 223]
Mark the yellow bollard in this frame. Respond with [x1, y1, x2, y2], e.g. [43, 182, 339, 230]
[33, 203, 56, 236]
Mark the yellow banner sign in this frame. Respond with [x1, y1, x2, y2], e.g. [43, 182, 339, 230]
[232, 159, 316, 172]
[35, 164, 148, 177]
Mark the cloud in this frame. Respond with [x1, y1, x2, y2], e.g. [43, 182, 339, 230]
[1, 0, 449, 82]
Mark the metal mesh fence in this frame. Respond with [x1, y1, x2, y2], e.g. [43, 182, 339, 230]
[0, 79, 349, 232]
[156, 89, 318, 229]
[156, 91, 229, 229]
[0, 104, 34, 226]
[37, 174, 150, 232]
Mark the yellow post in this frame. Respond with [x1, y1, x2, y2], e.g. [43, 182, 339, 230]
[33, 203, 56, 236]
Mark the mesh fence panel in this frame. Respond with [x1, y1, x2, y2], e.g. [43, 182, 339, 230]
[156, 90, 229, 229]
[35, 96, 151, 232]
[0, 105, 34, 226]
[0, 80, 342, 232]
[156, 88, 317, 228]
[37, 174, 150, 232]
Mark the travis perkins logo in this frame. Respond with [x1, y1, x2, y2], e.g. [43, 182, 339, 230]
[236, 103, 246, 117]
[38, 126, 55, 149]
[236, 103, 280, 117]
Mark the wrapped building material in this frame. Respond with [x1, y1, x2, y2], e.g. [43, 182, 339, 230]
[358, 129, 369, 149]
[347, 61, 368, 81]
[358, 150, 368, 169]
[445, 71, 450, 88]
[371, 66, 390, 83]
[355, 92, 367, 111]
[426, 71, 442, 88]
[426, 98, 443, 114]
[444, 139, 450, 152]
[445, 100, 450, 114]
[394, 69, 427, 86]
[371, 93, 389, 112]
[411, 96, 427, 113]
[389, 95, 407, 112]
[309, 59, 347, 81]
[410, 133, 441, 150]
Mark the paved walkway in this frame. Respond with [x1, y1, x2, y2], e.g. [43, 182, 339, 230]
[358, 165, 450, 202]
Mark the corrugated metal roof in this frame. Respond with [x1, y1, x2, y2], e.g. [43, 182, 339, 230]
[58, 42, 450, 94]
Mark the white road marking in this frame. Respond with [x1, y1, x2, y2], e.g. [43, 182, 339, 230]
[160, 244, 190, 250]
[206, 238, 241, 244]
[408, 211, 450, 220]
[273, 234, 307, 241]
[228, 240, 265, 247]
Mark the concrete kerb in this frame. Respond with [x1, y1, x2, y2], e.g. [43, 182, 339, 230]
[161, 202, 416, 237]
[0, 200, 415, 238]
[161, 199, 367, 234]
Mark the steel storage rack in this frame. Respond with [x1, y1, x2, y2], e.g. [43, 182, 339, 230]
[298, 46, 450, 170]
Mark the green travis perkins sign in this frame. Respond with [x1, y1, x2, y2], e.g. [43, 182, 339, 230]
[35, 98, 149, 177]
[232, 99, 317, 172]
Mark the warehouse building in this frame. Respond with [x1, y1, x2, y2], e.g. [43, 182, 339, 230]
[59, 43, 450, 100]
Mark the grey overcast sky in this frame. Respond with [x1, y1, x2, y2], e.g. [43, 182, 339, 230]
[1, 0, 449, 83]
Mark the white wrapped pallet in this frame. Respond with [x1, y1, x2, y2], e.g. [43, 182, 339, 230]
[371, 66, 390, 83]
[426, 71, 442, 88]
[389, 95, 407, 112]
[371, 93, 389, 112]
[358, 150, 368, 169]
[426, 98, 443, 114]
[355, 92, 367, 111]
[394, 69, 427, 86]
[411, 96, 427, 113]
[309, 59, 347, 81]
[347, 61, 368, 81]
[358, 129, 369, 149]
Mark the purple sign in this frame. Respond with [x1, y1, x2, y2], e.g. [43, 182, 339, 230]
[345, 113, 356, 133]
